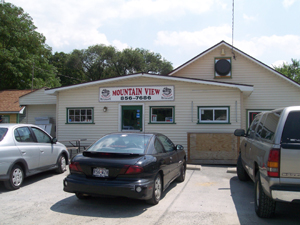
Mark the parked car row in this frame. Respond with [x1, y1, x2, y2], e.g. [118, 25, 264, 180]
[2, 105, 300, 216]
[0, 125, 186, 205]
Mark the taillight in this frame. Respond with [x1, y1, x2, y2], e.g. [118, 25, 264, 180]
[121, 165, 144, 175]
[267, 148, 280, 177]
[69, 162, 83, 173]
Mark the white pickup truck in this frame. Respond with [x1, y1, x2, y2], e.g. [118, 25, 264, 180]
[234, 106, 300, 218]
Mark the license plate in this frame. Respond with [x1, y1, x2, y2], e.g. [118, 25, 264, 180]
[93, 167, 109, 177]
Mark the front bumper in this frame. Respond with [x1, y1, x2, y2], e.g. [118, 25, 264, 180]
[63, 174, 154, 200]
[271, 185, 300, 202]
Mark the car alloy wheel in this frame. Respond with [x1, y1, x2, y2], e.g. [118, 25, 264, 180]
[154, 175, 162, 201]
[4, 165, 24, 190]
[56, 155, 67, 173]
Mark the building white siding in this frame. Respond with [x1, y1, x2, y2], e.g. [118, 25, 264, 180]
[25, 104, 56, 125]
[171, 44, 300, 129]
[19, 88, 57, 105]
[55, 77, 241, 151]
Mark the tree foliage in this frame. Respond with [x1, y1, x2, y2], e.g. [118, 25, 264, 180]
[0, 3, 60, 90]
[273, 59, 300, 83]
[52, 45, 173, 86]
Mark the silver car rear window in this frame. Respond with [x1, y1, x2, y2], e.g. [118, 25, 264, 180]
[0, 128, 8, 142]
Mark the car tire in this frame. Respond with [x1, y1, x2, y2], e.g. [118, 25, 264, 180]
[254, 171, 276, 218]
[75, 192, 90, 200]
[4, 164, 24, 190]
[237, 154, 250, 181]
[176, 160, 186, 182]
[55, 155, 67, 174]
[146, 173, 162, 205]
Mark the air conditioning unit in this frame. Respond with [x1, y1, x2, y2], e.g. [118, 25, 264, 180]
[215, 58, 231, 78]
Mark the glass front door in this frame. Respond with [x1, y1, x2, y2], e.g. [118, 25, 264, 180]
[121, 105, 143, 131]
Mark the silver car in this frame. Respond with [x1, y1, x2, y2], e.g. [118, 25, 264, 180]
[234, 106, 300, 218]
[0, 123, 69, 190]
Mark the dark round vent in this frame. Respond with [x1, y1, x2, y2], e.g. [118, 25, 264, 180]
[215, 59, 231, 76]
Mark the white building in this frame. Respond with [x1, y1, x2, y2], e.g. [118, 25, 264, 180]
[20, 41, 300, 164]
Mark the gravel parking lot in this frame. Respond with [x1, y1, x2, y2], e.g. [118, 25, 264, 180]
[0, 165, 299, 225]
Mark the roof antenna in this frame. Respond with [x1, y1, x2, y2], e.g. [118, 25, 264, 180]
[231, 0, 236, 60]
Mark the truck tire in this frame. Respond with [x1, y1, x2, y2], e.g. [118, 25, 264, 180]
[254, 171, 276, 218]
[237, 154, 250, 181]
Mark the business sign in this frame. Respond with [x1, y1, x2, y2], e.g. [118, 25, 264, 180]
[99, 86, 174, 102]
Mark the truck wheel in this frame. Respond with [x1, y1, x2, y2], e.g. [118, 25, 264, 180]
[237, 154, 250, 181]
[4, 165, 24, 190]
[254, 171, 276, 218]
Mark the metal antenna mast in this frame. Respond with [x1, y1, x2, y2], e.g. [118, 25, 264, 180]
[231, 0, 236, 59]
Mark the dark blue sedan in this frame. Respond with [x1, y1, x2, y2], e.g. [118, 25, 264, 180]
[63, 132, 186, 204]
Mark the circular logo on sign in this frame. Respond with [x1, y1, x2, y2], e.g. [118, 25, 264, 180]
[101, 89, 110, 97]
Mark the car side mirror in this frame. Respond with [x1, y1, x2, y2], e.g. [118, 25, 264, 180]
[52, 137, 57, 144]
[234, 129, 246, 137]
[176, 144, 184, 151]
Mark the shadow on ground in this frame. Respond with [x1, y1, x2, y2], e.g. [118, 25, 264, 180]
[50, 181, 178, 218]
[0, 170, 56, 194]
[230, 176, 300, 225]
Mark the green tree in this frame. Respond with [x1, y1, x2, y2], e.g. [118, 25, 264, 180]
[50, 52, 85, 86]
[64, 45, 173, 84]
[0, 3, 60, 90]
[273, 59, 300, 83]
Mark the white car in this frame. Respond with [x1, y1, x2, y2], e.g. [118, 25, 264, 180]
[0, 123, 69, 190]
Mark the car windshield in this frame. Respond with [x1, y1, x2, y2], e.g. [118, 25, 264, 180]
[0, 128, 8, 142]
[86, 133, 152, 154]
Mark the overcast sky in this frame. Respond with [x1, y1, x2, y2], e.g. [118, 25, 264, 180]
[7, 0, 300, 69]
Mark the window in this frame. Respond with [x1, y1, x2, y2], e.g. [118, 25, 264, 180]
[0, 115, 10, 123]
[261, 112, 281, 141]
[14, 127, 35, 142]
[0, 128, 8, 142]
[247, 114, 261, 138]
[31, 127, 51, 143]
[154, 139, 164, 153]
[67, 108, 94, 124]
[157, 135, 175, 152]
[247, 110, 270, 129]
[150, 106, 175, 124]
[198, 107, 229, 124]
[281, 111, 300, 143]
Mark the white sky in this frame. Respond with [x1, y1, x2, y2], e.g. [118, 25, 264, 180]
[7, 0, 300, 69]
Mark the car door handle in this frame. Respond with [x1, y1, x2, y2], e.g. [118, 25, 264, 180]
[244, 143, 247, 147]
[21, 151, 26, 155]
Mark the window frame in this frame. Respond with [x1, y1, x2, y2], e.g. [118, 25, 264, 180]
[149, 106, 175, 124]
[197, 106, 230, 124]
[66, 107, 94, 124]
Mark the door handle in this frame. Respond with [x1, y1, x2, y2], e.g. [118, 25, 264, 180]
[21, 151, 26, 155]
[244, 143, 247, 147]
